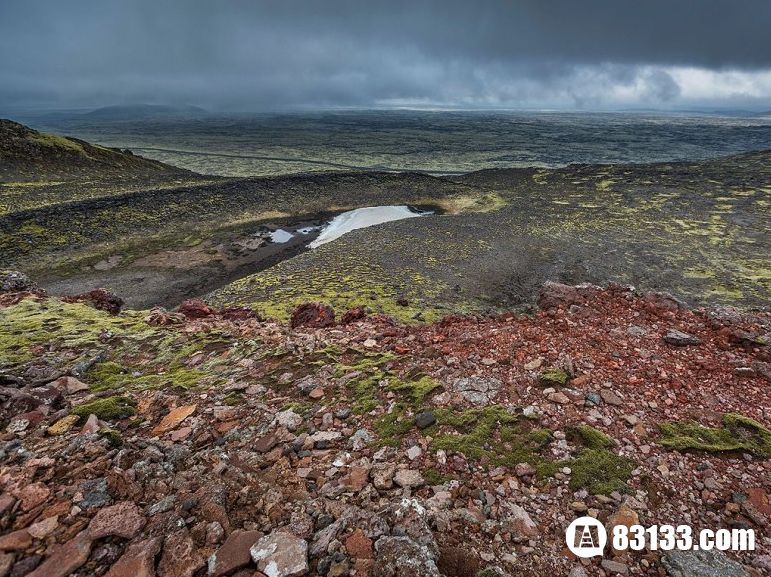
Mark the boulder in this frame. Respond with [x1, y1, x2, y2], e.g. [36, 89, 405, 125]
[374, 536, 441, 577]
[663, 329, 702, 346]
[250, 531, 309, 577]
[341, 306, 367, 324]
[61, 289, 124, 315]
[662, 549, 749, 577]
[105, 537, 162, 577]
[453, 376, 502, 406]
[157, 529, 206, 577]
[26, 530, 93, 577]
[88, 501, 146, 539]
[177, 299, 215, 319]
[0, 271, 37, 293]
[536, 281, 601, 311]
[208, 530, 263, 577]
[290, 302, 335, 328]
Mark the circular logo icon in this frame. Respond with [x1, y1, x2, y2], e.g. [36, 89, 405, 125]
[566, 516, 607, 558]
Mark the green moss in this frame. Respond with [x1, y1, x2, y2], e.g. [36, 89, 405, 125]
[568, 425, 615, 450]
[280, 401, 313, 414]
[97, 428, 123, 447]
[0, 297, 159, 367]
[127, 416, 145, 429]
[71, 396, 136, 421]
[332, 351, 404, 415]
[224, 391, 244, 406]
[386, 375, 443, 405]
[348, 371, 385, 415]
[89, 359, 204, 393]
[373, 403, 415, 446]
[423, 468, 453, 486]
[658, 413, 771, 458]
[429, 405, 554, 470]
[535, 460, 560, 480]
[88, 361, 127, 391]
[566, 449, 634, 495]
[540, 368, 569, 386]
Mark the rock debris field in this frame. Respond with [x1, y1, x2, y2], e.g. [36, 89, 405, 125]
[0, 273, 770, 577]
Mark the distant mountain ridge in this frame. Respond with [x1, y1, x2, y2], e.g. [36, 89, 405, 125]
[84, 104, 208, 120]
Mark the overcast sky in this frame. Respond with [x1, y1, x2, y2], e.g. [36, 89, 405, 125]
[1, 0, 771, 111]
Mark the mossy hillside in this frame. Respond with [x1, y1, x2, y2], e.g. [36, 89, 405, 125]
[658, 413, 771, 458]
[28, 132, 89, 156]
[0, 297, 158, 367]
[209, 249, 455, 324]
[0, 119, 191, 186]
[0, 174, 217, 217]
[0, 169, 481, 271]
[209, 152, 771, 323]
[0, 296, 239, 393]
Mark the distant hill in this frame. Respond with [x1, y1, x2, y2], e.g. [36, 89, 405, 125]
[84, 104, 208, 120]
[0, 118, 192, 180]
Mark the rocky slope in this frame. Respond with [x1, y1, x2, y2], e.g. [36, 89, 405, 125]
[1, 272, 769, 576]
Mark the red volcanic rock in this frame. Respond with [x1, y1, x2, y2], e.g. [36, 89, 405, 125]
[177, 298, 215, 319]
[536, 281, 601, 311]
[220, 307, 262, 322]
[61, 289, 124, 314]
[341, 306, 367, 324]
[290, 302, 335, 328]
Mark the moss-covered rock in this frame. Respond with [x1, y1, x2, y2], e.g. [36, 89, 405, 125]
[97, 428, 123, 447]
[71, 396, 136, 421]
[539, 368, 569, 386]
[568, 424, 616, 450]
[567, 448, 634, 495]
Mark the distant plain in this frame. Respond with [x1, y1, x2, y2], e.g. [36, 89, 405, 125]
[22, 110, 771, 176]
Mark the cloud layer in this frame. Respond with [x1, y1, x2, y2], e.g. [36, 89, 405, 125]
[2, 0, 771, 110]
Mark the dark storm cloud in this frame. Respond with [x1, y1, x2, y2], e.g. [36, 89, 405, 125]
[1, 0, 770, 110]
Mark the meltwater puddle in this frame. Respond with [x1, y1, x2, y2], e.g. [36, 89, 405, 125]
[309, 205, 431, 248]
